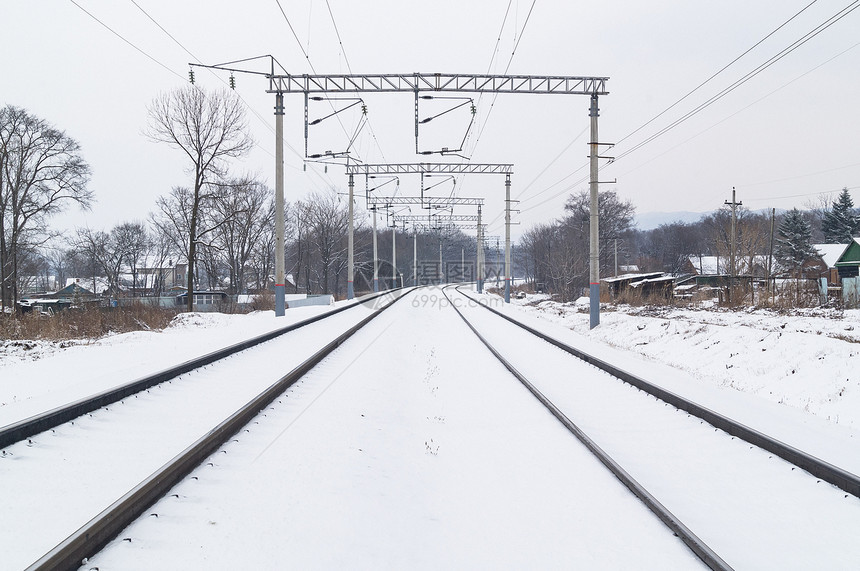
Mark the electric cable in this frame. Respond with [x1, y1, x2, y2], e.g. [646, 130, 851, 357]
[616, 0, 819, 147]
[125, 0, 333, 191]
[512, 1, 860, 224]
[618, 38, 860, 180]
[614, 0, 860, 163]
[273, 0, 365, 163]
[321, 0, 388, 162]
[467, 0, 538, 159]
[70, 0, 184, 82]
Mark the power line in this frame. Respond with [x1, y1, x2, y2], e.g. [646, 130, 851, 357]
[485, 1, 513, 75]
[614, 0, 860, 163]
[321, 0, 388, 162]
[467, 0, 538, 158]
[324, 0, 354, 74]
[513, 1, 860, 224]
[483, 125, 588, 228]
[618, 38, 860, 180]
[123, 1, 338, 193]
[743, 184, 859, 203]
[70, 0, 184, 82]
[272, 0, 367, 164]
[274, 0, 313, 69]
[616, 0, 819, 147]
[125, 0, 333, 189]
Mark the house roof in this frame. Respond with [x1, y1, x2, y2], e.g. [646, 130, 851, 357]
[687, 255, 787, 276]
[55, 282, 94, 297]
[629, 275, 676, 288]
[814, 243, 849, 268]
[603, 272, 665, 284]
[65, 277, 111, 294]
[835, 238, 860, 266]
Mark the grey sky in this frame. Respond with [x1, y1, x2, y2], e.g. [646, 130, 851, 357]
[3, 1, 858, 239]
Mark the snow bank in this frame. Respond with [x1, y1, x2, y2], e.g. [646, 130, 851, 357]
[511, 295, 860, 429]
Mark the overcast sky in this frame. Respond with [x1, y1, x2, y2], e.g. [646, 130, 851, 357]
[3, 1, 859, 239]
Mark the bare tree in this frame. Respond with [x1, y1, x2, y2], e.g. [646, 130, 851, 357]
[73, 228, 123, 295]
[112, 221, 152, 296]
[210, 176, 273, 294]
[562, 189, 636, 287]
[146, 86, 253, 311]
[0, 105, 92, 309]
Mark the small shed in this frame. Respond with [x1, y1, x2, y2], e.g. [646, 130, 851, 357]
[603, 272, 667, 297]
[175, 290, 229, 311]
[834, 238, 860, 279]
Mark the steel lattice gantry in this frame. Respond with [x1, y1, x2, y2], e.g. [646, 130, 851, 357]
[393, 215, 479, 223]
[367, 195, 488, 292]
[268, 73, 608, 96]
[346, 163, 513, 176]
[391, 217, 488, 287]
[267, 72, 608, 322]
[355, 163, 510, 295]
[367, 197, 484, 207]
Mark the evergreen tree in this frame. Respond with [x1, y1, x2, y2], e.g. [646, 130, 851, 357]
[821, 187, 858, 244]
[775, 208, 818, 275]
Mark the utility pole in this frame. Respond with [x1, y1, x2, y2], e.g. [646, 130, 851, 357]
[372, 207, 379, 292]
[725, 187, 742, 305]
[413, 229, 418, 286]
[496, 239, 500, 286]
[347, 174, 355, 299]
[504, 173, 512, 303]
[274, 92, 286, 316]
[588, 94, 600, 328]
[392, 225, 397, 289]
[477, 204, 484, 293]
[768, 207, 775, 304]
[614, 238, 618, 277]
[439, 239, 443, 284]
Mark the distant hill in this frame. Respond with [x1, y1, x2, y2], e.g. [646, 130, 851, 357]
[635, 211, 705, 230]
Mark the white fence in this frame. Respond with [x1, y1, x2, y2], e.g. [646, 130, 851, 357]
[844, 277, 860, 308]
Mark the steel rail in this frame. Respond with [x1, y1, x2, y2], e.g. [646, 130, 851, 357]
[456, 286, 860, 499]
[25, 287, 414, 571]
[0, 288, 403, 450]
[441, 286, 732, 571]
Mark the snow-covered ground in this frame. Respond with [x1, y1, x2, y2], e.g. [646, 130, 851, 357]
[2, 289, 859, 568]
[506, 294, 860, 430]
[0, 305, 337, 426]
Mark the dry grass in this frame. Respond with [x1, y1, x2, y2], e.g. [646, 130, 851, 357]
[249, 290, 275, 312]
[0, 303, 177, 341]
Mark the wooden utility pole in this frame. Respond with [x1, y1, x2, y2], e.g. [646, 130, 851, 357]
[725, 188, 742, 304]
[768, 208, 775, 304]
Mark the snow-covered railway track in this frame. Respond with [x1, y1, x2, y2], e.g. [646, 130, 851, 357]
[0, 289, 400, 450]
[5, 289, 410, 571]
[447, 286, 860, 569]
[456, 286, 860, 499]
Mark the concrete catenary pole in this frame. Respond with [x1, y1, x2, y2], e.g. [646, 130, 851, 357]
[372, 207, 379, 292]
[439, 240, 443, 284]
[504, 174, 512, 303]
[588, 94, 600, 329]
[347, 174, 354, 299]
[477, 204, 484, 293]
[392, 226, 397, 289]
[274, 92, 286, 316]
[413, 229, 418, 286]
[496, 239, 500, 286]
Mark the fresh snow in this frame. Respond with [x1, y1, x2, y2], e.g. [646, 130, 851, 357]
[83, 289, 705, 570]
[1, 288, 859, 568]
[509, 295, 860, 431]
